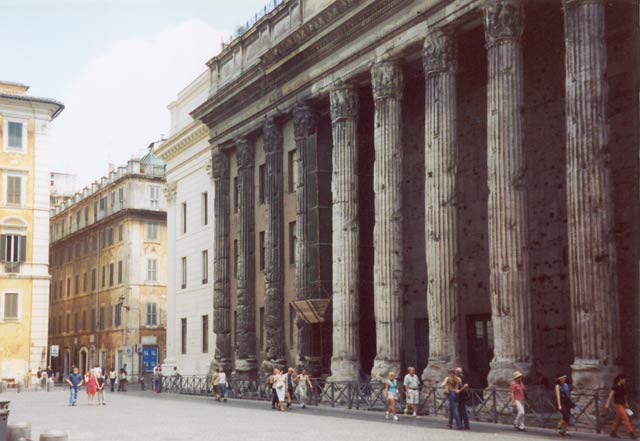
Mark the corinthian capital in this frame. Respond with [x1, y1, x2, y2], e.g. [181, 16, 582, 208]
[561, 0, 603, 10]
[371, 61, 404, 102]
[211, 150, 230, 181]
[236, 138, 254, 170]
[262, 118, 283, 155]
[423, 29, 457, 77]
[330, 82, 359, 122]
[293, 103, 316, 140]
[483, 0, 524, 47]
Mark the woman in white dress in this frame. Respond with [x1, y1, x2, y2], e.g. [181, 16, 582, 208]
[295, 368, 313, 408]
[273, 369, 286, 411]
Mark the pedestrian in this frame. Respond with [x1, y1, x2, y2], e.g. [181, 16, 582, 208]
[46, 365, 54, 380]
[156, 367, 164, 394]
[555, 374, 573, 437]
[295, 368, 313, 409]
[96, 369, 106, 405]
[118, 367, 128, 392]
[385, 372, 400, 421]
[152, 366, 159, 393]
[442, 369, 462, 429]
[284, 367, 297, 409]
[605, 373, 636, 439]
[109, 368, 116, 392]
[403, 366, 420, 417]
[273, 368, 285, 411]
[66, 366, 83, 406]
[267, 369, 277, 409]
[510, 371, 526, 432]
[211, 368, 220, 400]
[85, 370, 98, 405]
[455, 367, 471, 430]
[217, 368, 227, 401]
[172, 366, 182, 391]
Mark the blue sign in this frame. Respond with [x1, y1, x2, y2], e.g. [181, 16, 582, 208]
[142, 346, 158, 372]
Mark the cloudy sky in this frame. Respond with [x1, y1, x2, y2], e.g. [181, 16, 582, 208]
[2, 0, 268, 187]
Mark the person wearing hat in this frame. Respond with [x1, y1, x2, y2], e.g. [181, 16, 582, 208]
[555, 374, 574, 437]
[510, 371, 527, 431]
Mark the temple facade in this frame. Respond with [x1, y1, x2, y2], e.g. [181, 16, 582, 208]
[190, 0, 640, 389]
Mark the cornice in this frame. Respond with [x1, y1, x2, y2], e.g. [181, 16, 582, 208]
[156, 122, 209, 162]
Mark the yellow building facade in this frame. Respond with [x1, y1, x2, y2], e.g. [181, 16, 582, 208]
[48, 154, 167, 379]
[0, 81, 63, 385]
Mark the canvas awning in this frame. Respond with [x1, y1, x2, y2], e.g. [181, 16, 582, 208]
[290, 299, 331, 324]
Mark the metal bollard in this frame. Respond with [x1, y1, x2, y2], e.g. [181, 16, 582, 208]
[46, 379, 54, 393]
[39, 430, 68, 441]
[7, 422, 31, 441]
[15, 383, 23, 394]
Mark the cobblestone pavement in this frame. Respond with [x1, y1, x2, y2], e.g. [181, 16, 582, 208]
[2, 389, 610, 441]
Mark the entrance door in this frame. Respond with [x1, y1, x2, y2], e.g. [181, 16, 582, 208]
[142, 346, 158, 372]
[466, 314, 494, 388]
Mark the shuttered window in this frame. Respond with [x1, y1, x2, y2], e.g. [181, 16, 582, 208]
[4, 292, 18, 320]
[0, 235, 26, 262]
[6, 176, 22, 205]
[7, 122, 23, 149]
[146, 303, 157, 326]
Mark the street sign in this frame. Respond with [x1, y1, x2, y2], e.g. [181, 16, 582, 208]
[50, 345, 59, 357]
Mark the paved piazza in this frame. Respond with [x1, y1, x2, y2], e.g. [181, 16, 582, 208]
[3, 389, 605, 441]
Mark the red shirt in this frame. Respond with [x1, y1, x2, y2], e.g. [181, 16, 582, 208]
[510, 380, 526, 401]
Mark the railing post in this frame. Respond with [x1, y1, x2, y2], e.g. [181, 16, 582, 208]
[433, 386, 437, 415]
[594, 390, 601, 434]
[331, 382, 335, 408]
[492, 387, 498, 424]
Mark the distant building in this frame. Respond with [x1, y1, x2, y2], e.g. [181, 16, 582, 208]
[50, 172, 77, 209]
[156, 71, 213, 376]
[48, 152, 167, 379]
[0, 80, 64, 385]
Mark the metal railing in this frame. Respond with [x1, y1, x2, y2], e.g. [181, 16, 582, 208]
[159, 376, 636, 433]
[226, 0, 285, 44]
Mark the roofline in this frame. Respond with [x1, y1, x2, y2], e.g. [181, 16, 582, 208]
[0, 92, 65, 119]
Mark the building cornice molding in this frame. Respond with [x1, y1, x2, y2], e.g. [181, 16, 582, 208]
[156, 122, 209, 162]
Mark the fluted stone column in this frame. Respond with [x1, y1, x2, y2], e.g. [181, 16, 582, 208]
[329, 82, 361, 381]
[212, 149, 232, 372]
[292, 103, 320, 374]
[234, 138, 258, 379]
[370, 61, 404, 380]
[563, 0, 621, 390]
[260, 118, 286, 376]
[421, 29, 461, 384]
[484, 0, 533, 387]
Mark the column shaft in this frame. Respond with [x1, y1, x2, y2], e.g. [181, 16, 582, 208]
[234, 138, 258, 379]
[563, 0, 620, 389]
[212, 149, 232, 371]
[329, 83, 361, 381]
[293, 103, 318, 373]
[261, 118, 286, 375]
[484, 0, 533, 387]
[421, 29, 461, 383]
[370, 61, 404, 380]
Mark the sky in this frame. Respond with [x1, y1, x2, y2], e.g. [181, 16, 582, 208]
[1, 0, 270, 186]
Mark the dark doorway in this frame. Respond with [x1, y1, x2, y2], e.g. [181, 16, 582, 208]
[466, 314, 493, 388]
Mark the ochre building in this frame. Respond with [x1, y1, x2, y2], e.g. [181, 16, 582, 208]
[0, 81, 63, 385]
[191, 0, 640, 390]
[48, 153, 167, 379]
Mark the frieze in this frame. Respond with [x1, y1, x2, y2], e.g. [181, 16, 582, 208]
[211, 150, 230, 181]
[236, 138, 254, 169]
[423, 29, 457, 77]
[263, 118, 283, 155]
[292, 103, 316, 140]
[371, 61, 404, 101]
[163, 181, 177, 204]
[483, 0, 524, 47]
[330, 82, 359, 122]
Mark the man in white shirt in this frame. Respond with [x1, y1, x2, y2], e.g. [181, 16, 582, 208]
[403, 367, 420, 417]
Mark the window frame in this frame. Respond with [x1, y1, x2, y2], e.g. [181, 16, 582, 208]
[3, 118, 27, 153]
[1, 291, 21, 321]
[3, 172, 26, 207]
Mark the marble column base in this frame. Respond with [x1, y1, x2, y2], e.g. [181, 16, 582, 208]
[487, 360, 532, 389]
[371, 358, 402, 382]
[422, 359, 460, 386]
[328, 358, 360, 382]
[260, 358, 286, 378]
[232, 358, 258, 380]
[571, 359, 620, 391]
